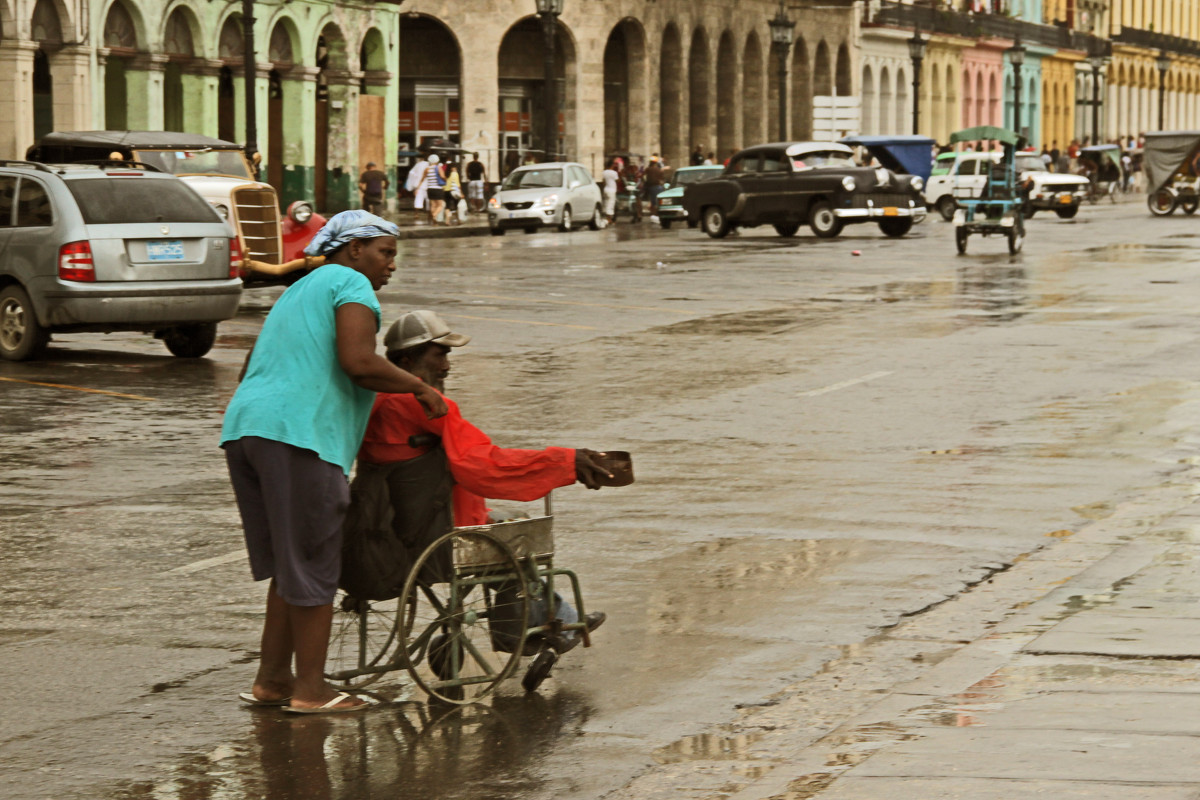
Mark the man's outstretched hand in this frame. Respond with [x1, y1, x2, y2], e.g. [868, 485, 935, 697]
[415, 385, 448, 419]
[575, 449, 611, 490]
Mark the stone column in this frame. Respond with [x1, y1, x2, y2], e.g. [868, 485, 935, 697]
[48, 44, 92, 133]
[0, 40, 38, 159]
[127, 53, 169, 130]
[191, 60, 225, 137]
[281, 65, 319, 207]
[572, 18, 605, 175]
[459, 25, 502, 181]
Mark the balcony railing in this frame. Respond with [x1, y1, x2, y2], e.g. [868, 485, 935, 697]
[1112, 27, 1200, 58]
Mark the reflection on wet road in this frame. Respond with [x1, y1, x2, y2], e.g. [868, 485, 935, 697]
[5, 202, 1200, 799]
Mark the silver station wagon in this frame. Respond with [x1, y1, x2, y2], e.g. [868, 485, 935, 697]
[0, 161, 243, 361]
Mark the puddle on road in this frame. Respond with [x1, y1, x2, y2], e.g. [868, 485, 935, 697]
[654, 729, 765, 764]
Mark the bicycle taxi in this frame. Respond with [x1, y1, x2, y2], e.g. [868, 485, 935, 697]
[1144, 130, 1200, 216]
[1078, 143, 1125, 203]
[948, 126, 1026, 255]
[325, 447, 630, 705]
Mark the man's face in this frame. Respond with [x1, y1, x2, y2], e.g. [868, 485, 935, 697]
[408, 344, 452, 391]
[348, 236, 398, 290]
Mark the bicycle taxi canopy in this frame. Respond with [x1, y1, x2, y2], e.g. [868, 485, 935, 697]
[838, 135, 937, 181]
[1079, 143, 1124, 179]
[948, 126, 1022, 148]
[1143, 130, 1200, 193]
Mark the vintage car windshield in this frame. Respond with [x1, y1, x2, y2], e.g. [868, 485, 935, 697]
[1015, 155, 1046, 173]
[503, 168, 563, 190]
[791, 150, 856, 169]
[133, 149, 253, 179]
[674, 167, 724, 185]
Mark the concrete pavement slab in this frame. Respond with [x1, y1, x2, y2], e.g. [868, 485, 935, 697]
[1024, 614, 1200, 658]
[815, 776, 1200, 800]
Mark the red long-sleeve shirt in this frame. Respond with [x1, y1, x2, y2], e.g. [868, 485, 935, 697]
[358, 393, 575, 526]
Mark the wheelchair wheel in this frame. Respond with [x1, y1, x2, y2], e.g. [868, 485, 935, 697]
[326, 591, 410, 689]
[399, 530, 530, 704]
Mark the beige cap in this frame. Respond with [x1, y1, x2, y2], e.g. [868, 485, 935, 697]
[384, 310, 470, 353]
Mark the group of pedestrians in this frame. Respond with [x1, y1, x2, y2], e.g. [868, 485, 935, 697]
[598, 154, 670, 224]
[364, 152, 490, 226]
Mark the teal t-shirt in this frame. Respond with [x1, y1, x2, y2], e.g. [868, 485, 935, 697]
[220, 264, 381, 475]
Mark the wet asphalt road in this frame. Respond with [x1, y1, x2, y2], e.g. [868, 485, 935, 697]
[4, 201, 1200, 799]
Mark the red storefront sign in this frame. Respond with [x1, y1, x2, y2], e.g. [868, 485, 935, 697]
[398, 112, 415, 132]
[417, 111, 447, 131]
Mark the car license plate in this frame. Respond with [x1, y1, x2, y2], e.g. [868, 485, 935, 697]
[883, 207, 899, 216]
[508, 212, 515, 219]
[1059, 194, 1072, 204]
[146, 240, 184, 262]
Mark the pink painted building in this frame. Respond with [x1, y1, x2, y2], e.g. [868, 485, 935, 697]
[959, 42, 1008, 129]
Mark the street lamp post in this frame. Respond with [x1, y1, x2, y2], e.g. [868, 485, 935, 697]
[1156, 48, 1171, 130]
[907, 27, 927, 136]
[535, 0, 564, 162]
[768, 2, 795, 141]
[1008, 35, 1026, 139]
[242, 0, 258, 163]
[1086, 50, 1107, 144]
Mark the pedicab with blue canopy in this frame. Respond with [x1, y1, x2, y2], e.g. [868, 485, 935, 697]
[838, 135, 938, 183]
[947, 126, 1026, 255]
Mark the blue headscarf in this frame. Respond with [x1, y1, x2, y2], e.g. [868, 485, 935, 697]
[304, 210, 401, 257]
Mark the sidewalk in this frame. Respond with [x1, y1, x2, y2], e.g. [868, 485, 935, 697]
[381, 208, 493, 240]
[721, 476, 1200, 799]
[615, 470, 1200, 800]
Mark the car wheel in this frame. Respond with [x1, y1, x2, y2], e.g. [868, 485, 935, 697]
[1054, 205, 1079, 220]
[588, 205, 604, 230]
[808, 201, 843, 238]
[878, 218, 913, 238]
[773, 222, 801, 237]
[490, 227, 506, 236]
[955, 227, 969, 254]
[558, 206, 573, 232]
[1149, 189, 1177, 216]
[1183, 197, 1199, 215]
[936, 195, 957, 221]
[702, 206, 730, 238]
[161, 323, 217, 358]
[660, 219, 673, 230]
[0, 284, 48, 362]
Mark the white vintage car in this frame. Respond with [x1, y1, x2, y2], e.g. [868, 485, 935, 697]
[925, 151, 1089, 220]
[27, 131, 326, 284]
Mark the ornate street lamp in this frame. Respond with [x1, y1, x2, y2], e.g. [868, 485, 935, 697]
[535, 0, 565, 162]
[1156, 48, 1171, 130]
[1085, 50, 1108, 144]
[768, 2, 795, 141]
[242, 0, 258, 163]
[907, 26, 927, 136]
[1008, 35, 1025, 139]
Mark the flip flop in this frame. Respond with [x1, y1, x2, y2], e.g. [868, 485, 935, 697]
[282, 692, 368, 715]
[238, 691, 292, 707]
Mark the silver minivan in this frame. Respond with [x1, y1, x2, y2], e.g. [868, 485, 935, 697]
[487, 162, 604, 235]
[0, 161, 243, 361]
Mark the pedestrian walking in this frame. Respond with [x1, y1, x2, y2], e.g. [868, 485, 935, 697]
[222, 210, 448, 714]
[405, 154, 429, 223]
[602, 159, 619, 224]
[644, 156, 665, 222]
[443, 160, 464, 225]
[357, 162, 388, 215]
[466, 153, 487, 213]
[424, 153, 446, 225]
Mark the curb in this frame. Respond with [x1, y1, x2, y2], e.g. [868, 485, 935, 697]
[394, 223, 493, 241]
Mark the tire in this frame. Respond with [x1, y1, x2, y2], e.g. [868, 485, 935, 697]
[660, 219, 673, 230]
[1183, 197, 1199, 215]
[773, 222, 801, 237]
[588, 204, 604, 230]
[1054, 205, 1079, 220]
[490, 227, 506, 236]
[936, 195, 957, 221]
[0, 285, 48, 362]
[809, 200, 843, 238]
[1007, 225, 1024, 255]
[955, 227, 969, 254]
[558, 205, 573, 232]
[701, 205, 731, 238]
[161, 323, 217, 358]
[399, 530, 529, 705]
[325, 592, 407, 690]
[878, 217, 913, 238]
[1149, 189, 1177, 216]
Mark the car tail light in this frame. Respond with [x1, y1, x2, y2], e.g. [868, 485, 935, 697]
[58, 241, 95, 282]
[229, 237, 246, 279]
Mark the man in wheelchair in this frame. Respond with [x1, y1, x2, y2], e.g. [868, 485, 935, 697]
[353, 310, 609, 653]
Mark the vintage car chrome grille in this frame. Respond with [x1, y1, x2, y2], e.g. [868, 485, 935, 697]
[851, 193, 914, 209]
[233, 186, 283, 265]
[503, 201, 534, 210]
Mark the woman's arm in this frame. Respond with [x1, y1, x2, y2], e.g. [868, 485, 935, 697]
[336, 303, 447, 418]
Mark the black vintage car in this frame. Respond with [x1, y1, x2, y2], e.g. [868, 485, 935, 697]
[681, 142, 927, 239]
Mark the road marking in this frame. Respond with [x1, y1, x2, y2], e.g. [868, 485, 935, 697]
[166, 549, 246, 575]
[462, 292, 693, 315]
[443, 313, 598, 330]
[798, 370, 893, 398]
[0, 376, 156, 402]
